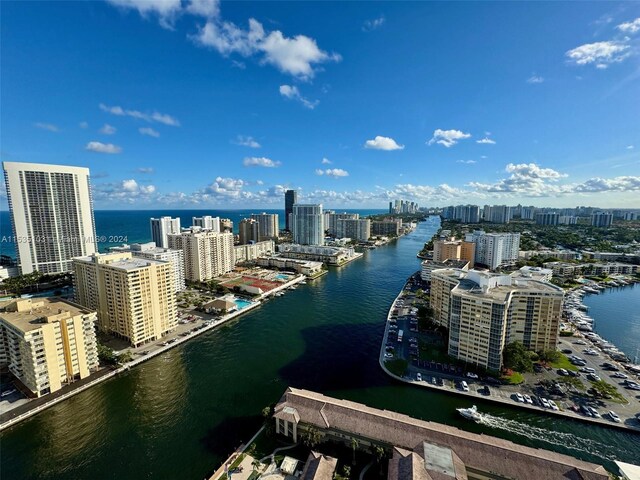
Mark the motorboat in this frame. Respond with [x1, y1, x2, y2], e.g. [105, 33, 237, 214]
[457, 405, 482, 422]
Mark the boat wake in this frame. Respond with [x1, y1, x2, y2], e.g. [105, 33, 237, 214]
[475, 413, 622, 461]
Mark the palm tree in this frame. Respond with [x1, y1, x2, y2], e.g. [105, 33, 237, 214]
[350, 438, 359, 465]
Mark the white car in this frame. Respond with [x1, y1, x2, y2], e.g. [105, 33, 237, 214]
[589, 407, 601, 418]
[523, 394, 533, 404]
[607, 411, 621, 423]
[540, 398, 550, 408]
[384, 353, 394, 359]
[416, 373, 422, 382]
[611, 372, 628, 379]
[515, 393, 524, 403]
[461, 381, 469, 392]
[548, 400, 559, 411]
[465, 372, 479, 379]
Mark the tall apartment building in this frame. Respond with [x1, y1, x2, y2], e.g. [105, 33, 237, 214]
[110, 242, 185, 292]
[250, 213, 279, 240]
[239, 218, 260, 245]
[219, 218, 233, 233]
[466, 230, 520, 270]
[591, 212, 613, 227]
[483, 205, 512, 224]
[326, 212, 359, 236]
[336, 218, 371, 242]
[521, 206, 537, 220]
[442, 205, 480, 223]
[73, 252, 177, 347]
[535, 212, 559, 226]
[167, 230, 234, 282]
[433, 237, 475, 266]
[150, 216, 181, 249]
[558, 215, 578, 225]
[0, 298, 100, 397]
[3, 161, 97, 274]
[371, 219, 402, 236]
[430, 269, 563, 371]
[284, 190, 298, 231]
[292, 204, 324, 246]
[192, 215, 220, 232]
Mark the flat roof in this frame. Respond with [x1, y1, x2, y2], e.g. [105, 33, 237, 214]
[0, 298, 93, 333]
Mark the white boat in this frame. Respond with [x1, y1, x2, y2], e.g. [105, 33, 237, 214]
[456, 405, 482, 422]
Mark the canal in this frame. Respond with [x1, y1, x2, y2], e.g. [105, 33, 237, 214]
[1, 217, 639, 479]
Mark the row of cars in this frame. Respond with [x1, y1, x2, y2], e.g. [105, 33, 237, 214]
[513, 392, 560, 411]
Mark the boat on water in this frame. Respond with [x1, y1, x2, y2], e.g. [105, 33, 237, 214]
[457, 405, 482, 422]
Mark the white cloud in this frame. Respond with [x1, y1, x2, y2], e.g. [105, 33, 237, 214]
[321, 157, 332, 164]
[565, 41, 630, 68]
[100, 124, 117, 135]
[364, 135, 404, 151]
[627, 145, 635, 150]
[186, 0, 219, 18]
[192, 17, 340, 79]
[616, 17, 640, 34]
[527, 75, 544, 84]
[34, 122, 59, 132]
[468, 163, 569, 196]
[107, 0, 182, 28]
[279, 85, 319, 109]
[362, 16, 385, 32]
[573, 176, 640, 193]
[476, 138, 496, 145]
[99, 103, 180, 126]
[427, 129, 471, 148]
[137, 167, 154, 174]
[456, 160, 477, 164]
[85, 141, 122, 154]
[79, 121, 89, 129]
[243, 156, 281, 168]
[315, 168, 349, 178]
[234, 135, 261, 148]
[139, 127, 160, 137]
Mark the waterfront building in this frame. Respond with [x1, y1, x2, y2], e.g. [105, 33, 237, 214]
[239, 218, 260, 245]
[192, 215, 220, 232]
[273, 388, 609, 480]
[72, 252, 177, 347]
[591, 212, 613, 227]
[512, 266, 553, 282]
[465, 230, 520, 270]
[2, 161, 97, 275]
[371, 219, 402, 237]
[535, 212, 559, 225]
[233, 240, 275, 263]
[150, 216, 181, 249]
[430, 269, 563, 371]
[292, 204, 324, 246]
[0, 297, 99, 397]
[420, 258, 469, 282]
[219, 218, 233, 233]
[442, 204, 480, 223]
[518, 249, 579, 261]
[433, 237, 475, 266]
[250, 213, 279, 240]
[109, 242, 185, 292]
[335, 218, 371, 242]
[285, 190, 298, 231]
[389, 199, 419, 214]
[256, 256, 323, 276]
[278, 243, 359, 266]
[543, 261, 638, 278]
[167, 230, 235, 282]
[326, 212, 359, 237]
[482, 204, 512, 224]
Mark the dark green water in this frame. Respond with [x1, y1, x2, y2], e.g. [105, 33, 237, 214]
[1, 218, 639, 479]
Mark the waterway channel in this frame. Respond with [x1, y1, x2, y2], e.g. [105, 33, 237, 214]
[1, 218, 639, 479]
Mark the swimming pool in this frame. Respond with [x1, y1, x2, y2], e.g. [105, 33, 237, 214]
[234, 298, 253, 310]
[275, 274, 290, 280]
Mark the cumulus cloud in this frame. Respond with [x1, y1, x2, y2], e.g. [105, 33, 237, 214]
[616, 17, 640, 34]
[315, 168, 349, 178]
[527, 75, 544, 84]
[476, 138, 496, 145]
[186, 0, 219, 18]
[92, 178, 157, 205]
[99, 103, 180, 126]
[468, 163, 570, 196]
[234, 135, 261, 148]
[573, 176, 640, 193]
[243, 156, 280, 168]
[321, 157, 332, 164]
[362, 16, 385, 32]
[364, 135, 404, 151]
[34, 122, 59, 132]
[107, 0, 182, 28]
[427, 129, 471, 148]
[85, 141, 122, 154]
[565, 41, 630, 68]
[279, 85, 319, 109]
[139, 127, 160, 137]
[100, 124, 117, 135]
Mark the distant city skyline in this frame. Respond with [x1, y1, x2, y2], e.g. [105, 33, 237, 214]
[1, 1, 639, 209]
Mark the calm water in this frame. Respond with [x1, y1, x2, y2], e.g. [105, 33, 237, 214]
[1, 217, 639, 479]
[583, 284, 640, 361]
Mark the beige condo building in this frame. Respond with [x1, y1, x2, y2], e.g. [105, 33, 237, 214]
[167, 230, 235, 282]
[430, 269, 563, 371]
[72, 252, 177, 347]
[433, 237, 475, 267]
[0, 298, 99, 397]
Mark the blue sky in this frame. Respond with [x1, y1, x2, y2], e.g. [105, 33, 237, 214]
[1, 0, 639, 209]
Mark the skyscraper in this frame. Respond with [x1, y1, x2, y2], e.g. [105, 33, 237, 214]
[292, 204, 324, 245]
[192, 215, 220, 232]
[150, 216, 181, 248]
[167, 230, 235, 281]
[2, 161, 97, 274]
[284, 189, 298, 231]
[250, 212, 279, 240]
[239, 218, 260, 244]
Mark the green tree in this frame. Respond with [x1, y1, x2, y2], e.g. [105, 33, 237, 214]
[350, 438, 359, 465]
[590, 380, 620, 399]
[538, 349, 561, 363]
[300, 427, 323, 448]
[502, 341, 534, 373]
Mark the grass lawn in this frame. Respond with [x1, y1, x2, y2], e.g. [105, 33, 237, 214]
[550, 354, 578, 371]
[501, 372, 525, 384]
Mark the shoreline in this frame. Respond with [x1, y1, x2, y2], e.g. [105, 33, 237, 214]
[377, 273, 640, 433]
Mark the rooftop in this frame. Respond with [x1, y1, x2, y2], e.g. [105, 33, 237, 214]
[0, 297, 93, 333]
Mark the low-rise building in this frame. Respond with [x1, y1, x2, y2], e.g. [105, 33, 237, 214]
[234, 240, 275, 264]
[256, 255, 323, 276]
[0, 298, 99, 397]
[277, 243, 359, 266]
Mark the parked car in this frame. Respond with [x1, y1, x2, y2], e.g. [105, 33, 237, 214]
[515, 393, 525, 403]
[460, 381, 469, 392]
[416, 373, 422, 382]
